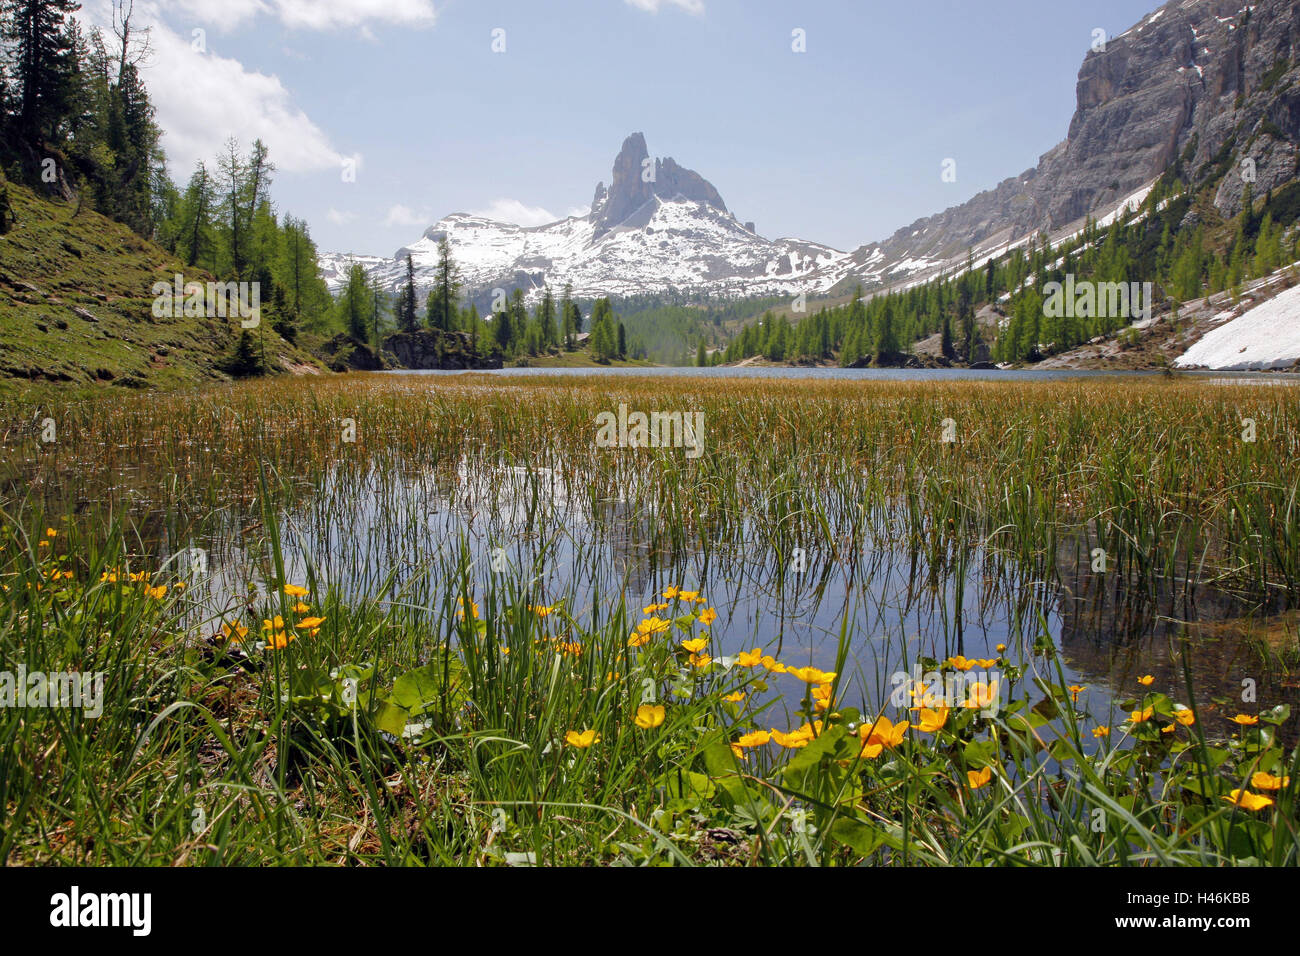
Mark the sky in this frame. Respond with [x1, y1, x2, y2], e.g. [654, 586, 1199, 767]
[79, 0, 1163, 257]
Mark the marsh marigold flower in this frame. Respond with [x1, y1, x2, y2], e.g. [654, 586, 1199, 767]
[681, 637, 708, 654]
[1224, 789, 1273, 812]
[1138, 675, 1155, 686]
[736, 730, 770, 748]
[723, 691, 745, 704]
[736, 649, 763, 668]
[565, 729, 600, 748]
[1129, 706, 1154, 724]
[967, 766, 993, 790]
[284, 584, 309, 598]
[1251, 772, 1289, 791]
[634, 704, 665, 729]
[915, 706, 948, 733]
[1173, 706, 1195, 726]
[1230, 714, 1258, 726]
[786, 666, 836, 684]
[699, 607, 718, 626]
[965, 680, 1000, 710]
[1093, 726, 1110, 738]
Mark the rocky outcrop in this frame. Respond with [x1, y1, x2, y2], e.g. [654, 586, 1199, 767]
[381, 330, 502, 370]
[591, 132, 728, 235]
[318, 334, 388, 372]
[854, 0, 1300, 278]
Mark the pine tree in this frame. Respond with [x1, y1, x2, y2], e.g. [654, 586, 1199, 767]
[398, 253, 419, 332]
[2, 0, 81, 146]
[427, 237, 460, 331]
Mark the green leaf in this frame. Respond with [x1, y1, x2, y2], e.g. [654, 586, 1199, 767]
[829, 816, 883, 857]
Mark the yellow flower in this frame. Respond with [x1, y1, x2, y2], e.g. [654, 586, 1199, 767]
[760, 655, 786, 674]
[530, 604, 556, 617]
[1161, 724, 1176, 734]
[293, 602, 311, 614]
[642, 603, 669, 614]
[964, 680, 1000, 710]
[38, 540, 49, 548]
[678, 590, 700, 602]
[723, 691, 746, 704]
[1129, 706, 1154, 724]
[45, 528, 57, 538]
[736, 730, 770, 748]
[457, 597, 480, 620]
[967, 766, 993, 790]
[1230, 714, 1258, 726]
[557, 641, 582, 657]
[1092, 726, 1110, 738]
[1224, 789, 1273, 812]
[222, 621, 249, 643]
[262, 615, 286, 631]
[995, 643, 1007, 654]
[786, 666, 836, 684]
[1138, 674, 1155, 686]
[948, 656, 976, 672]
[264, 630, 296, 650]
[689, 653, 712, 668]
[628, 631, 651, 648]
[634, 704, 665, 729]
[662, 586, 679, 599]
[730, 743, 746, 759]
[973, 658, 998, 669]
[1251, 772, 1289, 791]
[1068, 684, 1085, 702]
[915, 706, 949, 733]
[699, 607, 718, 626]
[811, 683, 834, 711]
[772, 723, 820, 749]
[681, 637, 708, 653]
[284, 584, 310, 598]
[860, 715, 908, 750]
[1173, 706, 1195, 726]
[637, 616, 671, 636]
[565, 729, 600, 749]
[146, 584, 167, 600]
[296, 616, 325, 629]
[736, 648, 763, 668]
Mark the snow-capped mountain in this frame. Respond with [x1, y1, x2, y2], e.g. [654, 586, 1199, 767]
[320, 133, 916, 303]
[323, 0, 1300, 316]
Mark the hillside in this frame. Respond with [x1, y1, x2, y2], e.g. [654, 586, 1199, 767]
[0, 177, 322, 394]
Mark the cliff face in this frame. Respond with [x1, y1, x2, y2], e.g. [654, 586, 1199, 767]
[590, 132, 728, 235]
[857, 0, 1300, 273]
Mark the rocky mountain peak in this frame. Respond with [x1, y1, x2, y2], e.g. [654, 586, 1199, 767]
[591, 132, 728, 234]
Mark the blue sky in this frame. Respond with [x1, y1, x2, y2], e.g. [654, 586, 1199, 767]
[86, 0, 1162, 256]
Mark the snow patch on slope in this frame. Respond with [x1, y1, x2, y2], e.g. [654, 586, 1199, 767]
[1175, 283, 1300, 370]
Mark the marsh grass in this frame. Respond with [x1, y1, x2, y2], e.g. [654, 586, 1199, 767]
[0, 373, 1297, 865]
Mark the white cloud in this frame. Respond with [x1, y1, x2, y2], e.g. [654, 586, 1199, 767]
[77, 4, 354, 176]
[327, 208, 357, 225]
[383, 205, 429, 228]
[472, 198, 558, 227]
[160, 0, 436, 31]
[624, 0, 704, 14]
[151, 27, 352, 174]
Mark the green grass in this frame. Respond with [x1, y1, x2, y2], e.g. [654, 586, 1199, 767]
[0, 373, 1297, 865]
[0, 179, 320, 394]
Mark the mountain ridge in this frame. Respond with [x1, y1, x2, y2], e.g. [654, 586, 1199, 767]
[323, 0, 1300, 308]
